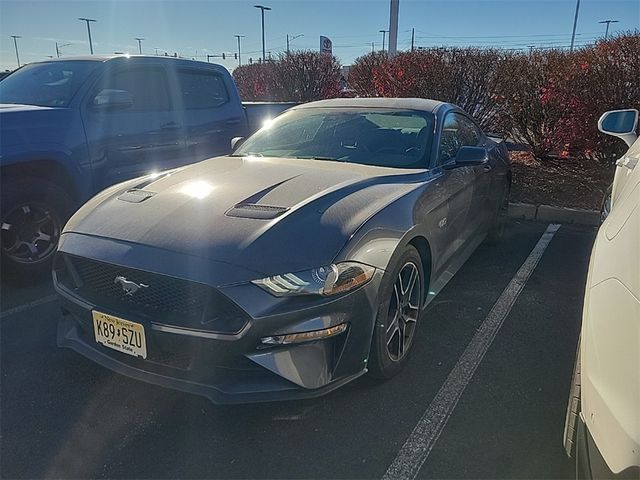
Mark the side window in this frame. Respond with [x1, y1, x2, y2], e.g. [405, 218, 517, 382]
[457, 115, 482, 147]
[95, 67, 170, 111]
[438, 113, 482, 164]
[173, 70, 229, 110]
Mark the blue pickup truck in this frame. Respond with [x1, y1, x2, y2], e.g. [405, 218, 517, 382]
[0, 56, 292, 277]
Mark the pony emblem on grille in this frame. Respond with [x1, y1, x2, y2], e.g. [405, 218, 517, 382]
[114, 276, 149, 296]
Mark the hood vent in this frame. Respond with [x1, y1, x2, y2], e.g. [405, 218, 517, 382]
[117, 189, 156, 203]
[226, 203, 289, 220]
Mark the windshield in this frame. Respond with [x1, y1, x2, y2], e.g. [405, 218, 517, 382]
[0, 61, 99, 107]
[235, 107, 434, 169]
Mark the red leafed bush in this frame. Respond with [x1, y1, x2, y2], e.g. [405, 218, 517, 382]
[350, 48, 505, 131]
[233, 51, 342, 103]
[349, 34, 640, 160]
[542, 34, 640, 160]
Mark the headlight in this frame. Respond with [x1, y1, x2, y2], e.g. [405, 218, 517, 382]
[252, 262, 375, 297]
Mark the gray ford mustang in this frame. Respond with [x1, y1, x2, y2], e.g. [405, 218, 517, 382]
[54, 98, 511, 404]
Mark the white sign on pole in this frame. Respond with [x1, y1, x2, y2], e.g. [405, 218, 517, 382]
[320, 36, 332, 54]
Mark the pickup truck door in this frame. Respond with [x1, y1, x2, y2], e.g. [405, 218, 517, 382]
[82, 64, 188, 190]
[166, 66, 248, 161]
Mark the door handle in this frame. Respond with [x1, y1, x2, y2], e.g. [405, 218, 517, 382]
[483, 163, 492, 172]
[225, 119, 242, 125]
[160, 122, 181, 130]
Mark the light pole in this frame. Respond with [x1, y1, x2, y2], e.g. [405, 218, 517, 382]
[379, 30, 388, 51]
[56, 41, 72, 58]
[135, 37, 144, 54]
[78, 17, 97, 54]
[286, 34, 303, 53]
[10, 35, 21, 67]
[254, 5, 271, 62]
[234, 34, 245, 66]
[388, 0, 399, 56]
[569, 0, 580, 52]
[599, 19, 619, 40]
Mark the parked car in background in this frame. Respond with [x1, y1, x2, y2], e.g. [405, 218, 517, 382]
[54, 98, 511, 404]
[0, 56, 293, 278]
[564, 108, 639, 479]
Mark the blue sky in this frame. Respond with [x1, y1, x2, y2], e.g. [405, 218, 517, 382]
[1, 0, 638, 71]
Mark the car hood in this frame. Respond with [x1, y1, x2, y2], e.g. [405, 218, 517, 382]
[64, 156, 424, 278]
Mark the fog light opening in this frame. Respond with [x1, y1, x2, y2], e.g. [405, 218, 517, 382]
[261, 323, 348, 346]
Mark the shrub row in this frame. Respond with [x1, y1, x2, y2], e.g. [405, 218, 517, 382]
[233, 51, 342, 103]
[234, 34, 640, 160]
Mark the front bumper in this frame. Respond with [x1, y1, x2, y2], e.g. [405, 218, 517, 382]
[55, 248, 383, 405]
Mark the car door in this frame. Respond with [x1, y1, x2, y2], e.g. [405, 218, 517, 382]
[82, 63, 186, 191]
[167, 66, 248, 161]
[455, 113, 493, 231]
[430, 112, 488, 272]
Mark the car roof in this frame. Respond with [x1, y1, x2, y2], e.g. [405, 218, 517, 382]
[294, 97, 450, 114]
[29, 55, 216, 67]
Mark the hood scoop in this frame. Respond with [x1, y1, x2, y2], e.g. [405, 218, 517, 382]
[118, 189, 156, 203]
[225, 203, 289, 220]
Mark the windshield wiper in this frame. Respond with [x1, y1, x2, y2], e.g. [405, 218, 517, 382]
[229, 152, 264, 157]
[289, 155, 344, 162]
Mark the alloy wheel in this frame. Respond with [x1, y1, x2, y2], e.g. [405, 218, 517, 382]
[1, 203, 60, 264]
[385, 261, 421, 362]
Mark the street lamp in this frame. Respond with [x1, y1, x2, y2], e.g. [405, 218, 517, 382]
[254, 5, 271, 62]
[286, 34, 303, 53]
[379, 29, 389, 51]
[78, 17, 97, 54]
[598, 19, 619, 40]
[135, 37, 144, 54]
[56, 42, 72, 58]
[234, 34, 245, 66]
[10, 35, 21, 67]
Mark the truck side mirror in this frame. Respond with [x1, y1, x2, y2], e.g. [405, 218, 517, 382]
[231, 137, 245, 151]
[598, 109, 638, 147]
[92, 89, 134, 110]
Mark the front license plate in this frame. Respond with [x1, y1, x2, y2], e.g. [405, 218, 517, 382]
[92, 311, 147, 359]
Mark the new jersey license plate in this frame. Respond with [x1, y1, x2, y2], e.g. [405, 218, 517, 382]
[92, 311, 147, 359]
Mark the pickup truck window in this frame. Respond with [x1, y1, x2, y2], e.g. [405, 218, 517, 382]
[173, 70, 229, 110]
[95, 67, 170, 112]
[0, 61, 99, 107]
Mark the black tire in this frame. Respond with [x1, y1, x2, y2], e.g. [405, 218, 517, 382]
[1, 177, 74, 282]
[563, 339, 581, 459]
[368, 245, 425, 379]
[600, 183, 612, 223]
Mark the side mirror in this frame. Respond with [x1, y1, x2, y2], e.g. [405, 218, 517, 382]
[92, 89, 133, 110]
[452, 146, 489, 167]
[598, 109, 638, 147]
[231, 137, 245, 151]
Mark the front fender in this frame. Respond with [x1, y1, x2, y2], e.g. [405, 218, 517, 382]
[335, 180, 440, 274]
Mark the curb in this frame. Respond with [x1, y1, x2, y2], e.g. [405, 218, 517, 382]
[508, 202, 600, 226]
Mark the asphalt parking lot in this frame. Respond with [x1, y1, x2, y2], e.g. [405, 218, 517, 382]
[1, 219, 595, 479]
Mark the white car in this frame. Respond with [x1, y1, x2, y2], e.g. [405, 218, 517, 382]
[564, 109, 639, 479]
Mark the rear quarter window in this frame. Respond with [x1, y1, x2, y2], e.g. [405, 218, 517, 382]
[173, 70, 229, 110]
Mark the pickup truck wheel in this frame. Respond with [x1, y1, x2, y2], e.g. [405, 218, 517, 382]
[1, 178, 73, 280]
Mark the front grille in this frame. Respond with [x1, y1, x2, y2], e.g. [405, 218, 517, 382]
[55, 254, 249, 334]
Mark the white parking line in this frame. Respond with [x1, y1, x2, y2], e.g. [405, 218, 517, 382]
[382, 223, 561, 480]
[0, 294, 58, 320]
